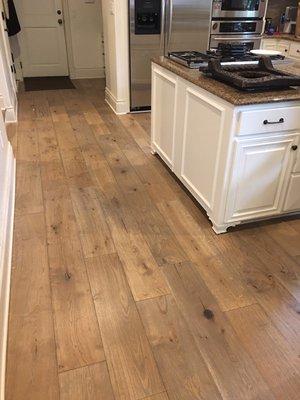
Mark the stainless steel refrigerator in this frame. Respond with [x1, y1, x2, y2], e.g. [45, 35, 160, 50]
[128, 0, 212, 111]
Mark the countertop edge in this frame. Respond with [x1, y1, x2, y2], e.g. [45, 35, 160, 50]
[152, 57, 300, 107]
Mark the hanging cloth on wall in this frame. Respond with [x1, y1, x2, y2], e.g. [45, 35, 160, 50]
[5, 0, 21, 36]
[2, 0, 9, 19]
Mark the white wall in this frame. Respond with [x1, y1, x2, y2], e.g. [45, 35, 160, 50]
[0, 2, 17, 122]
[0, 84, 16, 400]
[101, 0, 130, 114]
[64, 0, 105, 79]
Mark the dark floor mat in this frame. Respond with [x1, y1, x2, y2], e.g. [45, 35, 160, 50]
[24, 76, 75, 91]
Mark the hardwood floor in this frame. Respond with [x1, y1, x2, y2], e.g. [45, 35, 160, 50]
[5, 79, 300, 400]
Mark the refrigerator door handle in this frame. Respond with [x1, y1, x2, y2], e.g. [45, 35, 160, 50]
[167, 0, 173, 52]
[164, 0, 173, 55]
[160, 0, 166, 54]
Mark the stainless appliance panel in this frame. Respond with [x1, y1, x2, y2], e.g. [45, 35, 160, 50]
[210, 20, 264, 35]
[210, 34, 262, 50]
[212, 0, 267, 19]
[129, 0, 164, 111]
[164, 0, 211, 55]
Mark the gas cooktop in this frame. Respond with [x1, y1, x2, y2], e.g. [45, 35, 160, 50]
[205, 57, 300, 91]
[168, 50, 286, 70]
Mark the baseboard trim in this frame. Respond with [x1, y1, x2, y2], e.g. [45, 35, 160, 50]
[105, 87, 129, 115]
[70, 67, 105, 79]
[0, 146, 15, 400]
[4, 100, 18, 124]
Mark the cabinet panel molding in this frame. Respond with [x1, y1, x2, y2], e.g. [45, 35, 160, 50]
[284, 174, 300, 212]
[180, 87, 226, 209]
[151, 66, 177, 169]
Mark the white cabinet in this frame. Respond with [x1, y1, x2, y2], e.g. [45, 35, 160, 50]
[227, 135, 299, 221]
[277, 40, 290, 55]
[151, 65, 177, 169]
[261, 38, 300, 60]
[262, 39, 277, 51]
[151, 62, 300, 233]
[289, 42, 300, 60]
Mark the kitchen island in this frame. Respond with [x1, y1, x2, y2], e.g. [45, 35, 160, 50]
[151, 57, 300, 233]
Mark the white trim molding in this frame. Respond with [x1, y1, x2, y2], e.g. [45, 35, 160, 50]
[105, 87, 129, 115]
[0, 144, 15, 400]
[70, 67, 105, 80]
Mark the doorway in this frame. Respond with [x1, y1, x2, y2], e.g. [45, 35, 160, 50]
[15, 0, 68, 77]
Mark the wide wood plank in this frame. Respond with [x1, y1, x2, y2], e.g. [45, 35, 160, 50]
[227, 304, 300, 399]
[15, 161, 44, 215]
[138, 295, 222, 400]
[41, 151, 105, 371]
[17, 121, 39, 163]
[162, 261, 275, 400]
[59, 362, 114, 400]
[143, 394, 169, 400]
[69, 185, 115, 258]
[157, 200, 256, 311]
[236, 227, 300, 300]
[264, 221, 300, 258]
[86, 254, 165, 400]
[101, 193, 170, 301]
[6, 231, 59, 399]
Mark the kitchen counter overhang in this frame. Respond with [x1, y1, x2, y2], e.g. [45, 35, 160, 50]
[152, 56, 300, 106]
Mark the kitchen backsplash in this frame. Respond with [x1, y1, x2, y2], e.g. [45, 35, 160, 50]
[266, 0, 298, 27]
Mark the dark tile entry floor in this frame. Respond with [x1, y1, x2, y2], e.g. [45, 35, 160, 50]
[24, 76, 75, 91]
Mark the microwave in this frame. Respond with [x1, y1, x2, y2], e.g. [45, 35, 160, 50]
[212, 0, 267, 19]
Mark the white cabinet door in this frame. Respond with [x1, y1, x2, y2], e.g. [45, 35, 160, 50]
[277, 40, 290, 55]
[180, 87, 225, 210]
[151, 66, 177, 169]
[284, 174, 300, 212]
[261, 39, 277, 50]
[289, 42, 300, 60]
[227, 135, 299, 221]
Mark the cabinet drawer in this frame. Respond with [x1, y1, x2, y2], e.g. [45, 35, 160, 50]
[261, 39, 277, 50]
[283, 174, 300, 212]
[277, 40, 290, 55]
[237, 106, 300, 135]
[289, 42, 300, 59]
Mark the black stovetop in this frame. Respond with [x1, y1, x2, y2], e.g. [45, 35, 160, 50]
[205, 57, 300, 91]
[168, 50, 285, 69]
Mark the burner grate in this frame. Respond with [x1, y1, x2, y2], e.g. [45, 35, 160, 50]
[205, 57, 300, 91]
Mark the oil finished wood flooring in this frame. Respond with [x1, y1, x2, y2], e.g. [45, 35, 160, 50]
[5, 79, 300, 400]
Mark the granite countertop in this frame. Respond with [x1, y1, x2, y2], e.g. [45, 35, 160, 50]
[152, 56, 300, 106]
[263, 34, 300, 43]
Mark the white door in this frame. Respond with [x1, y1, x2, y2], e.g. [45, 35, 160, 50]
[15, 0, 68, 77]
[227, 135, 299, 221]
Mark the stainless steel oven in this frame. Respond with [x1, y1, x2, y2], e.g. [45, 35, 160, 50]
[211, 20, 264, 35]
[212, 0, 267, 19]
[210, 34, 262, 50]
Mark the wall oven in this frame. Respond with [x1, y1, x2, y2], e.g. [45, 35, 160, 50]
[210, 34, 262, 50]
[212, 0, 267, 19]
[211, 20, 264, 35]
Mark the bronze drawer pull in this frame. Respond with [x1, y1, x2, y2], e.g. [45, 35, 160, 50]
[263, 118, 284, 125]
